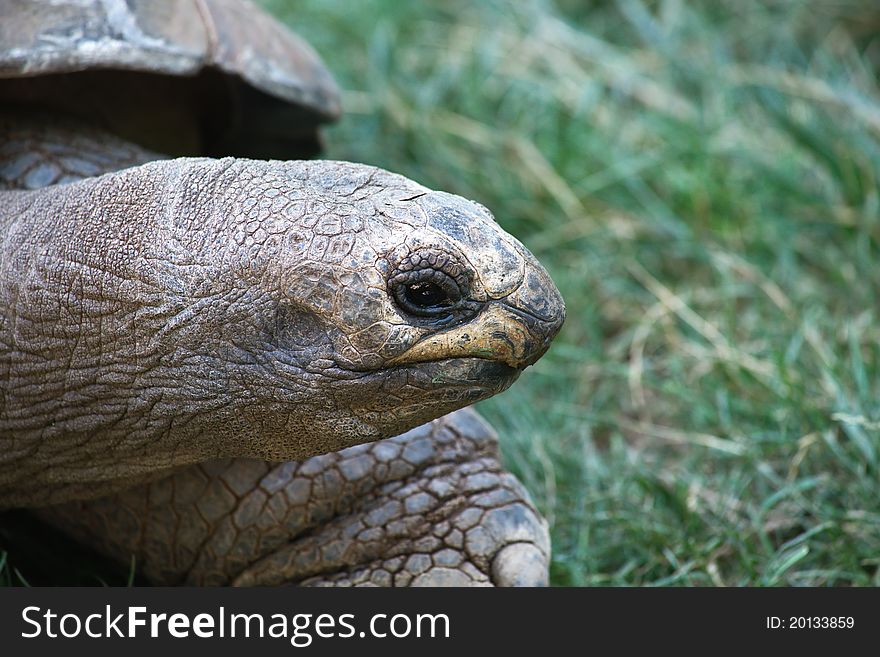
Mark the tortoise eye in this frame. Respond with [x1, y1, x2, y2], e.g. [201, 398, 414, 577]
[391, 271, 462, 318]
[388, 249, 474, 321]
[404, 282, 452, 309]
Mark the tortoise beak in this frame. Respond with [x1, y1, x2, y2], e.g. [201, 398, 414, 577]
[387, 269, 565, 371]
[494, 261, 566, 367]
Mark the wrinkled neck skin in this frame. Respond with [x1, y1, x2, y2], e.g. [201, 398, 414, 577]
[0, 113, 564, 507]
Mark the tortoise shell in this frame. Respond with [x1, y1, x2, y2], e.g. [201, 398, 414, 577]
[0, 0, 341, 158]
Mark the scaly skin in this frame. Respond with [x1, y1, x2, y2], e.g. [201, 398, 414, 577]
[0, 119, 563, 585]
[38, 408, 550, 586]
[0, 112, 159, 190]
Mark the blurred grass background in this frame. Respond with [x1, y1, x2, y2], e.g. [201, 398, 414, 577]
[2, 0, 878, 586]
[258, 0, 880, 586]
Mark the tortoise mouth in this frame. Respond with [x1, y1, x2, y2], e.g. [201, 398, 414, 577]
[384, 357, 520, 390]
[329, 356, 521, 403]
[357, 357, 520, 426]
[314, 356, 522, 448]
[383, 357, 523, 416]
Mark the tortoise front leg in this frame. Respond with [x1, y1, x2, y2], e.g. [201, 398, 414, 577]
[37, 409, 550, 587]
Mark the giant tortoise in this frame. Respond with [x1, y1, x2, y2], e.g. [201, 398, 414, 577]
[0, 0, 565, 586]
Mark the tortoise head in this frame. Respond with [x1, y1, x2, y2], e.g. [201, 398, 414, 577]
[152, 158, 565, 458]
[0, 157, 564, 499]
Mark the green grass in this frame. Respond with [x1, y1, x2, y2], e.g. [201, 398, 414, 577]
[256, 0, 880, 586]
[3, 0, 878, 587]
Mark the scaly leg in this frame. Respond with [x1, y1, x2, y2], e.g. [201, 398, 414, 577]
[37, 409, 549, 587]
